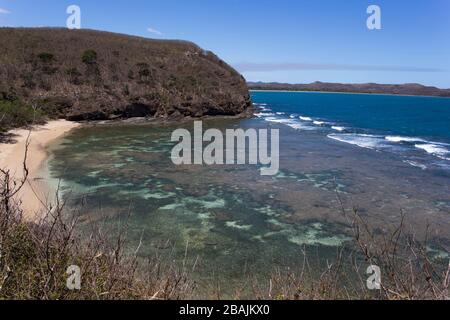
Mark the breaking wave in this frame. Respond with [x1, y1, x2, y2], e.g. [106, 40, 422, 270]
[254, 101, 450, 169]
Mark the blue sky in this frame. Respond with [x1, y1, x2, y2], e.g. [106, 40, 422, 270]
[1, 0, 449, 88]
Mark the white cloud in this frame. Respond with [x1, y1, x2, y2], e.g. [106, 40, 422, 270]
[147, 27, 162, 35]
[0, 8, 11, 14]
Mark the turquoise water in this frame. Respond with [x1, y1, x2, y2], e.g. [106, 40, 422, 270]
[47, 92, 450, 296]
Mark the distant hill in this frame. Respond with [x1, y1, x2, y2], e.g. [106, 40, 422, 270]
[0, 28, 252, 124]
[247, 81, 450, 97]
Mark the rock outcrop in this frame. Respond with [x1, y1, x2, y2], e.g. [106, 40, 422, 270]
[0, 28, 252, 121]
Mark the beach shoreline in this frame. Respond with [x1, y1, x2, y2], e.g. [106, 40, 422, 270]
[0, 120, 81, 221]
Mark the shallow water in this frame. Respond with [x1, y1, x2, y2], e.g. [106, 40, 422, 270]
[47, 92, 450, 296]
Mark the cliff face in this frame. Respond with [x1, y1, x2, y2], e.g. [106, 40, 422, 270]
[0, 28, 252, 121]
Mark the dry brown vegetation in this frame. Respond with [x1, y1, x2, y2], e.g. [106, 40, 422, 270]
[0, 28, 251, 123]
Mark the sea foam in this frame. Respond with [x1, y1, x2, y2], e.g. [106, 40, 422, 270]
[264, 116, 314, 130]
[415, 143, 450, 160]
[403, 160, 427, 170]
[255, 112, 275, 118]
[327, 133, 385, 150]
[385, 136, 426, 143]
[331, 126, 346, 132]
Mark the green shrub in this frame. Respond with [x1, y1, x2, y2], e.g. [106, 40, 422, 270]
[82, 50, 101, 84]
[38, 52, 55, 64]
[0, 99, 46, 130]
[136, 62, 149, 69]
[82, 50, 98, 65]
[139, 68, 151, 78]
[137, 63, 152, 82]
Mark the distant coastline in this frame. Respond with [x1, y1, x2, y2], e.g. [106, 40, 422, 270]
[249, 89, 450, 99]
[248, 81, 450, 98]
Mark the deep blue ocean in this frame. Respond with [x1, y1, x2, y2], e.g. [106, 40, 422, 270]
[251, 91, 450, 170]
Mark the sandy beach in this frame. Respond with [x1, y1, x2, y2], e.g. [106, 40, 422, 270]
[0, 120, 81, 221]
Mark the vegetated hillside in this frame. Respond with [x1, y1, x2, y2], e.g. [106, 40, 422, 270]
[0, 28, 252, 124]
[248, 81, 450, 97]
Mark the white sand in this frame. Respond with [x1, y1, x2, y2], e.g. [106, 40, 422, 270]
[0, 120, 81, 221]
